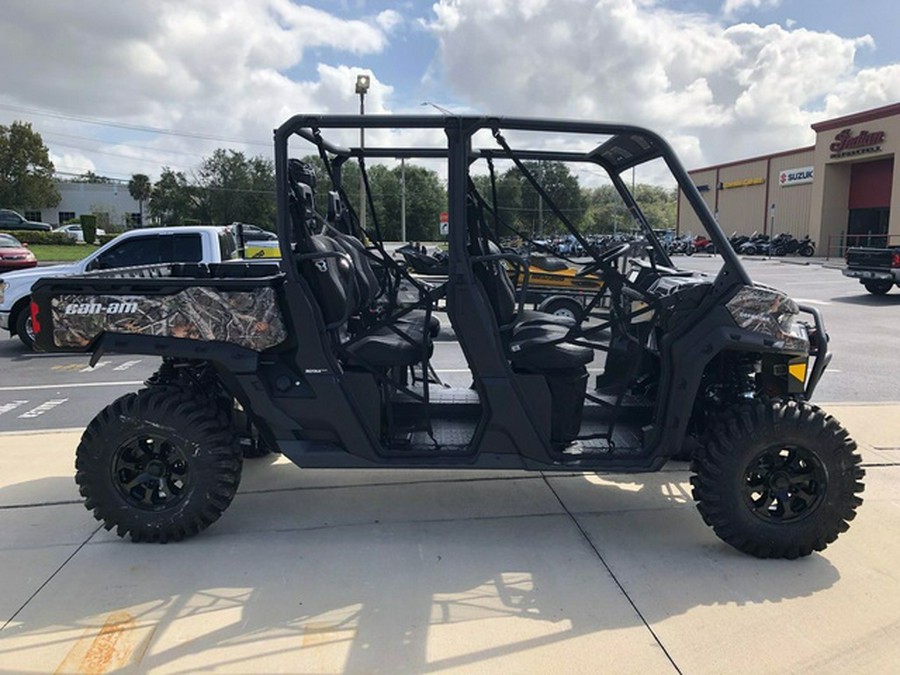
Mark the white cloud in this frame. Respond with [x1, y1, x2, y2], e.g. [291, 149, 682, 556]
[376, 9, 403, 32]
[427, 0, 895, 167]
[0, 0, 398, 180]
[722, 0, 781, 18]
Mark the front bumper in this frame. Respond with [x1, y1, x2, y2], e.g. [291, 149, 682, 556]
[0, 309, 10, 332]
[798, 304, 830, 399]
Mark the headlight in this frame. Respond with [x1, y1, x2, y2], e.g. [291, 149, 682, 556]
[0, 280, 6, 305]
[726, 285, 807, 351]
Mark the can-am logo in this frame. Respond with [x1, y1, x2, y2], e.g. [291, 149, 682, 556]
[829, 128, 885, 158]
[64, 300, 139, 315]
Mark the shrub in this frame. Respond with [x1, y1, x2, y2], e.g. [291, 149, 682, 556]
[98, 233, 119, 245]
[0, 230, 74, 245]
[80, 214, 98, 244]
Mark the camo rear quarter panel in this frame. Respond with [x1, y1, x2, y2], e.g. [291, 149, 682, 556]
[51, 286, 286, 351]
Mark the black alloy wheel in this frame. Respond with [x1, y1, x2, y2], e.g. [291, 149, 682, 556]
[112, 435, 191, 511]
[742, 444, 826, 523]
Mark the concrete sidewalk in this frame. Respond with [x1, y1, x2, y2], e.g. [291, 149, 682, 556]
[1, 405, 898, 674]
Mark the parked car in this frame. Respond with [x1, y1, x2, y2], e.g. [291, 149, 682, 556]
[0, 233, 37, 273]
[0, 209, 52, 232]
[233, 222, 278, 241]
[54, 223, 107, 243]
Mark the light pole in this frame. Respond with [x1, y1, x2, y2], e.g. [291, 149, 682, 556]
[355, 74, 370, 230]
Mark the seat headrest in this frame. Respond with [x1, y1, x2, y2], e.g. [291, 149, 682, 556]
[327, 191, 344, 229]
[288, 159, 316, 189]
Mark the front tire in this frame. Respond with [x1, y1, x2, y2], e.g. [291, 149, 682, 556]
[691, 400, 864, 559]
[76, 388, 243, 542]
[863, 280, 893, 295]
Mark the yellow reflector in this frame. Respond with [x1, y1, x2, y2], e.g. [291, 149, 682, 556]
[788, 361, 807, 382]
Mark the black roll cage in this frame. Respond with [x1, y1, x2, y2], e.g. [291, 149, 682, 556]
[274, 114, 750, 286]
[272, 115, 755, 466]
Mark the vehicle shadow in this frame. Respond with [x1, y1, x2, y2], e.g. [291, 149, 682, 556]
[829, 292, 900, 306]
[0, 465, 843, 673]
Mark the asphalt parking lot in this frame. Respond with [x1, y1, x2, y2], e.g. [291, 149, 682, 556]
[1, 256, 899, 673]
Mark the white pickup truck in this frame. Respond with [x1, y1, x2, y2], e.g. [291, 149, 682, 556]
[0, 226, 242, 348]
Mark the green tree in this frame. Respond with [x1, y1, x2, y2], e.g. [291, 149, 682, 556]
[0, 121, 60, 209]
[582, 183, 677, 234]
[149, 167, 194, 225]
[471, 171, 524, 238]
[128, 173, 152, 227]
[362, 164, 447, 241]
[634, 184, 677, 231]
[194, 149, 276, 227]
[583, 184, 625, 234]
[501, 161, 584, 236]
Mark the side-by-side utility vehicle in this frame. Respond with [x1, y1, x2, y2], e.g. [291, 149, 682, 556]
[30, 115, 864, 558]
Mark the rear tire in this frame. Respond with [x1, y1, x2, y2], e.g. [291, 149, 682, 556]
[691, 400, 864, 559]
[538, 296, 583, 323]
[15, 307, 34, 350]
[76, 388, 243, 542]
[799, 244, 815, 257]
[863, 280, 893, 295]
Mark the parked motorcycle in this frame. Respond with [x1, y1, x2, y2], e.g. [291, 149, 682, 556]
[739, 233, 770, 256]
[770, 234, 816, 257]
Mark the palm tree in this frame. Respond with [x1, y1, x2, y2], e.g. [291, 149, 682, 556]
[128, 174, 153, 227]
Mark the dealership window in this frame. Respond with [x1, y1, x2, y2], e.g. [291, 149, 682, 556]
[59, 211, 76, 224]
[24, 211, 42, 222]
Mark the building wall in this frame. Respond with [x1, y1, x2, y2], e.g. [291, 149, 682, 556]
[677, 168, 716, 235]
[716, 159, 768, 236]
[809, 103, 900, 256]
[678, 148, 814, 238]
[24, 181, 142, 227]
[767, 149, 815, 239]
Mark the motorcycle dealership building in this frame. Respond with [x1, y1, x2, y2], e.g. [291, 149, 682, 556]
[676, 102, 900, 256]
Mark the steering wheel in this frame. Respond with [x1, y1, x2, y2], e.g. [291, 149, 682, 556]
[576, 242, 631, 277]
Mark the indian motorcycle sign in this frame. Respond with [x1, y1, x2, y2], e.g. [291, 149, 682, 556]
[829, 128, 886, 159]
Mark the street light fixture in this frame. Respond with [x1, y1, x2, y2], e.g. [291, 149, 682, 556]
[356, 74, 370, 230]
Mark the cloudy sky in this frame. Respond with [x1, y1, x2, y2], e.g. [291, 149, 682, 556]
[1, 0, 898, 183]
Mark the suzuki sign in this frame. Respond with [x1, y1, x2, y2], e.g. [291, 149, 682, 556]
[779, 166, 814, 187]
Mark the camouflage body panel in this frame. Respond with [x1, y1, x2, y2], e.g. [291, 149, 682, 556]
[51, 286, 286, 351]
[726, 286, 808, 353]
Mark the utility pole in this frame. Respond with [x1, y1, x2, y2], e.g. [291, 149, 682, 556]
[400, 158, 407, 242]
[537, 195, 543, 237]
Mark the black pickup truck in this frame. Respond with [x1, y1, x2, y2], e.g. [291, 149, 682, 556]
[843, 246, 900, 295]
